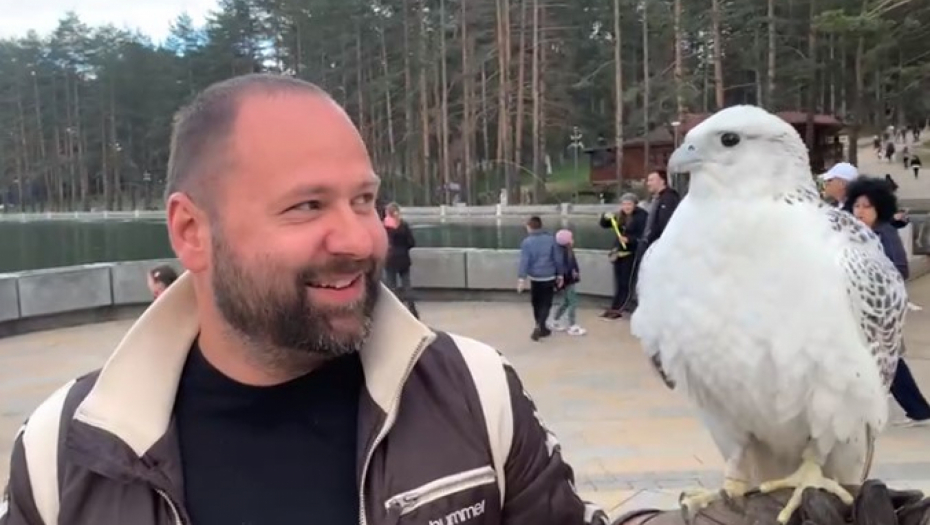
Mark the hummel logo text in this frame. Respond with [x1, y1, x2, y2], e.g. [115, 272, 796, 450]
[428, 499, 486, 525]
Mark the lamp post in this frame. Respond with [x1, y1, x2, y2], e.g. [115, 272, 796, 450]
[669, 121, 686, 194]
[568, 126, 585, 181]
[142, 171, 152, 210]
[671, 121, 681, 148]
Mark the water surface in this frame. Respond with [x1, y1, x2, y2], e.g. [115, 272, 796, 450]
[0, 218, 612, 273]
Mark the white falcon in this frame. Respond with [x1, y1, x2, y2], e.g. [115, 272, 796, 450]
[630, 105, 909, 523]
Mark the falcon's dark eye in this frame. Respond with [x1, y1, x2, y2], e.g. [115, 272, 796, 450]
[720, 133, 741, 147]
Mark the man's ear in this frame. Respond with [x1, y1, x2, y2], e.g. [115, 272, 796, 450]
[166, 193, 211, 273]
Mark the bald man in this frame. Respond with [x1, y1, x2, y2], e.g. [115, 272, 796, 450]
[0, 74, 606, 525]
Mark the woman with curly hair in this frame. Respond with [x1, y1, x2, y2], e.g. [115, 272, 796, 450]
[844, 177, 930, 426]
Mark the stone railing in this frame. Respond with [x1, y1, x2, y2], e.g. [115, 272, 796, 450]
[2, 248, 929, 337]
[0, 210, 165, 222]
[401, 203, 617, 218]
[0, 204, 618, 223]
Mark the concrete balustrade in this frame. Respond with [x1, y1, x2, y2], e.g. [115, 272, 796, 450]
[15, 264, 113, 318]
[1, 248, 929, 338]
[0, 204, 619, 222]
[0, 277, 18, 322]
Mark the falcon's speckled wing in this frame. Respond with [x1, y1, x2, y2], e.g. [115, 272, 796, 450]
[783, 186, 908, 388]
[831, 209, 908, 387]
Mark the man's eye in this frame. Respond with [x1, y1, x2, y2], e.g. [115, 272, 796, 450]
[291, 200, 323, 212]
[354, 193, 376, 206]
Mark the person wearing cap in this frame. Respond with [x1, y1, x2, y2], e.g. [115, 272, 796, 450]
[819, 162, 859, 208]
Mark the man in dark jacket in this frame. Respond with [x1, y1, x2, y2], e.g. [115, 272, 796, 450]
[643, 170, 681, 246]
[0, 74, 606, 525]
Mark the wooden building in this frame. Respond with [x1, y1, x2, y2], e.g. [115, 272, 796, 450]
[585, 112, 845, 187]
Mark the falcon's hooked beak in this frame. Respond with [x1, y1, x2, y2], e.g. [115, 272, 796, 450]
[668, 142, 701, 174]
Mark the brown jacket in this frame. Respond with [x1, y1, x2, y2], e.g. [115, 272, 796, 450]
[0, 273, 605, 525]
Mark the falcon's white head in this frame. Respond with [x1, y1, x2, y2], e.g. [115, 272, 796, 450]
[668, 105, 814, 199]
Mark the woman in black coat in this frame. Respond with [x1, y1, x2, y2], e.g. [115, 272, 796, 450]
[598, 193, 648, 319]
[383, 202, 419, 317]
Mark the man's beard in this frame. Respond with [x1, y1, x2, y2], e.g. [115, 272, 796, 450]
[210, 229, 381, 371]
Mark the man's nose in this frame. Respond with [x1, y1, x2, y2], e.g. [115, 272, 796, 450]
[324, 204, 375, 258]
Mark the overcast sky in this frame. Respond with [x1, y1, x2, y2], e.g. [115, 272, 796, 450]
[0, 0, 219, 43]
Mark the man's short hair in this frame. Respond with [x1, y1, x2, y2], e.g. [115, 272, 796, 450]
[650, 169, 669, 184]
[527, 216, 543, 230]
[164, 73, 327, 211]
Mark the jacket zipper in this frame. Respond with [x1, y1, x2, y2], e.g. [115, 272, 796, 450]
[383, 466, 497, 517]
[358, 335, 433, 525]
[156, 489, 184, 525]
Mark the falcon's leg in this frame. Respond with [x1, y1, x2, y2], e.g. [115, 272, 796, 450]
[758, 444, 854, 524]
[679, 444, 749, 513]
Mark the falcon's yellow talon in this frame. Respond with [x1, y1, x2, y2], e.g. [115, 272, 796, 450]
[680, 479, 747, 513]
[759, 457, 854, 524]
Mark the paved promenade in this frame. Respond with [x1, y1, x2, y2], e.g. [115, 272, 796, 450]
[857, 136, 930, 202]
[2, 279, 930, 518]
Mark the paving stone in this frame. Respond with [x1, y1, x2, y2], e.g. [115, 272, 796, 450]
[609, 489, 682, 518]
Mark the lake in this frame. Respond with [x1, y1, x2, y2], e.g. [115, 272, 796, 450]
[0, 218, 614, 273]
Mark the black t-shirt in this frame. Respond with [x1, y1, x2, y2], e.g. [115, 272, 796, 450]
[174, 342, 363, 525]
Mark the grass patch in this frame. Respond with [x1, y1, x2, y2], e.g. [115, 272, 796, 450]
[519, 164, 590, 192]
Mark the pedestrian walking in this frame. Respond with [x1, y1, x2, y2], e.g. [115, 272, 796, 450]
[911, 154, 922, 180]
[548, 229, 586, 336]
[517, 216, 565, 341]
[884, 173, 899, 193]
[886, 141, 896, 163]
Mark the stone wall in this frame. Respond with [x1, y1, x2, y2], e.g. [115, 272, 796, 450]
[1, 248, 929, 337]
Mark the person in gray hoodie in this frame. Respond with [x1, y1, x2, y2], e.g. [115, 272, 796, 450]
[517, 216, 565, 341]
